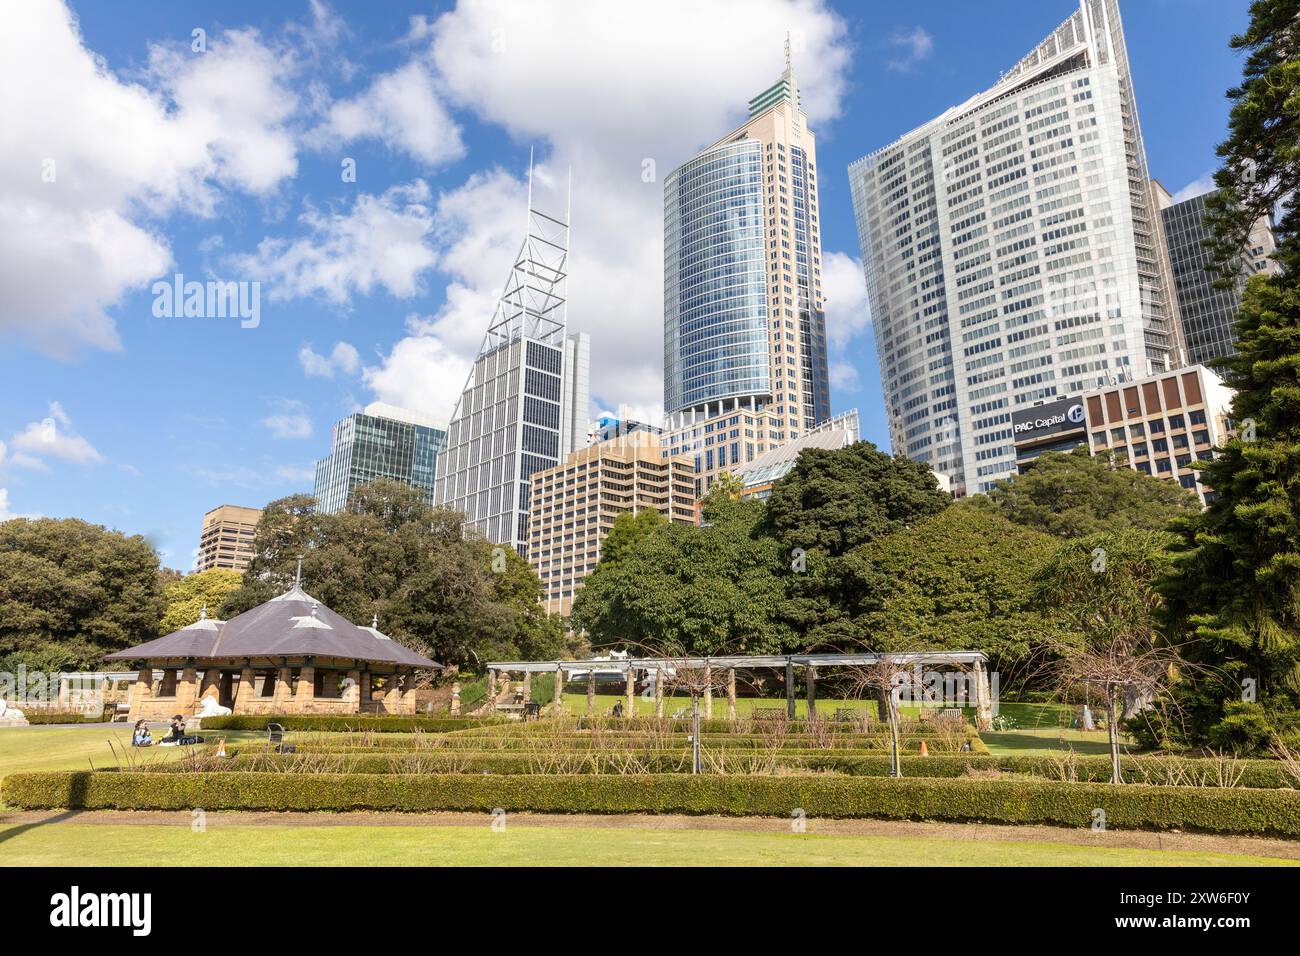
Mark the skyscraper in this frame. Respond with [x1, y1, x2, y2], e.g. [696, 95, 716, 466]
[196, 504, 261, 572]
[849, 0, 1179, 495]
[434, 178, 590, 557]
[313, 402, 448, 514]
[661, 38, 831, 493]
[1154, 181, 1280, 367]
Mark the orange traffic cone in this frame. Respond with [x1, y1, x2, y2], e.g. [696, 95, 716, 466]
[215, 737, 227, 758]
[919, 740, 929, 757]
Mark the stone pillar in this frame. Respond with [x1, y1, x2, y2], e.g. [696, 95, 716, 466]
[523, 672, 532, 704]
[128, 667, 153, 719]
[487, 669, 498, 704]
[359, 671, 371, 711]
[654, 669, 664, 718]
[806, 665, 818, 720]
[343, 670, 362, 711]
[785, 659, 796, 720]
[383, 675, 403, 714]
[400, 676, 419, 715]
[553, 666, 565, 713]
[175, 666, 199, 715]
[727, 668, 737, 722]
[199, 668, 222, 704]
[450, 681, 461, 716]
[233, 667, 256, 711]
[271, 666, 293, 711]
[624, 668, 635, 718]
[973, 660, 994, 731]
[586, 670, 596, 715]
[296, 665, 316, 712]
[704, 664, 713, 720]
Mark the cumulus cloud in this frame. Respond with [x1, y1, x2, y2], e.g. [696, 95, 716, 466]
[232, 181, 437, 303]
[299, 341, 361, 377]
[261, 399, 313, 439]
[0, 488, 40, 522]
[886, 26, 934, 73]
[0, 2, 301, 356]
[308, 60, 465, 167]
[822, 251, 871, 349]
[1172, 170, 1217, 204]
[9, 401, 104, 465]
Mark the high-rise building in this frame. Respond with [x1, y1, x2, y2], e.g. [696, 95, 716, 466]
[1154, 181, 1280, 367]
[528, 431, 697, 615]
[196, 504, 261, 572]
[313, 402, 448, 515]
[661, 38, 831, 493]
[849, 0, 1180, 496]
[732, 409, 861, 502]
[435, 181, 590, 557]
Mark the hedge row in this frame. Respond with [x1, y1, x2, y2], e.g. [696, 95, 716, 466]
[194, 715, 505, 733]
[257, 734, 985, 754]
[7, 771, 1300, 835]
[22, 709, 115, 725]
[161, 751, 1298, 788]
[451, 716, 940, 735]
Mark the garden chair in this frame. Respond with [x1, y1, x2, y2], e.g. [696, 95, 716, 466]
[267, 723, 286, 746]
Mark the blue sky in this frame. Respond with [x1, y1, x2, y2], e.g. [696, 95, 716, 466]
[0, 0, 1251, 569]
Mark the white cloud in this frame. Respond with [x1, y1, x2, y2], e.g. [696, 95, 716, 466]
[232, 181, 438, 303]
[0, 2, 301, 357]
[9, 401, 104, 465]
[362, 315, 470, 422]
[1172, 170, 1217, 204]
[830, 360, 860, 390]
[299, 341, 361, 377]
[309, 60, 465, 167]
[261, 400, 313, 440]
[356, 0, 854, 420]
[0, 488, 40, 522]
[822, 251, 871, 348]
[886, 26, 934, 73]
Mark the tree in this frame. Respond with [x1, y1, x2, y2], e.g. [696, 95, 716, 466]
[598, 508, 667, 568]
[1034, 530, 1181, 783]
[701, 471, 744, 512]
[0, 517, 165, 668]
[843, 501, 1062, 672]
[219, 480, 557, 669]
[160, 568, 242, 633]
[571, 500, 796, 655]
[1162, 0, 1300, 748]
[978, 446, 1199, 539]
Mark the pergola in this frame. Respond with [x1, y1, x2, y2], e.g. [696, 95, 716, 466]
[484, 652, 994, 729]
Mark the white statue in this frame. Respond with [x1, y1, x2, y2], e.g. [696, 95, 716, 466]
[195, 696, 232, 718]
[0, 698, 28, 725]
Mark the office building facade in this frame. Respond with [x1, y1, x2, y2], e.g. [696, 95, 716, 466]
[662, 40, 831, 492]
[528, 431, 697, 615]
[849, 0, 1180, 496]
[313, 402, 448, 515]
[732, 409, 861, 501]
[1156, 183, 1280, 367]
[196, 504, 261, 572]
[435, 189, 590, 557]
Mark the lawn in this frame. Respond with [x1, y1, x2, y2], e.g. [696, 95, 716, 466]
[0, 822, 1292, 867]
[0, 726, 264, 784]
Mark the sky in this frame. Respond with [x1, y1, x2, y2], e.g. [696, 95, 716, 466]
[0, 0, 1253, 570]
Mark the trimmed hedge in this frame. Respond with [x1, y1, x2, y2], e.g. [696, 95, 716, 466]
[259, 734, 986, 754]
[195, 715, 505, 733]
[7, 770, 1300, 836]
[22, 709, 114, 725]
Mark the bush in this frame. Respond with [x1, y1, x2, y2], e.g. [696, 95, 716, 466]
[7, 770, 1300, 835]
[194, 715, 506, 733]
[23, 708, 114, 725]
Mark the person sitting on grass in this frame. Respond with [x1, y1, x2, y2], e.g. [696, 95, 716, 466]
[159, 714, 186, 746]
[131, 719, 152, 747]
[611, 699, 624, 717]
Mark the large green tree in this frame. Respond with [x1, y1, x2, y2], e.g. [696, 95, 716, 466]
[978, 446, 1199, 539]
[0, 518, 165, 668]
[220, 480, 563, 669]
[1162, 0, 1300, 747]
[160, 568, 242, 633]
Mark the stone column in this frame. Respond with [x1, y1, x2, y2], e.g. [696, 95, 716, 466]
[296, 665, 317, 712]
[624, 668, 635, 718]
[487, 669, 498, 704]
[128, 667, 153, 719]
[973, 660, 994, 731]
[785, 659, 796, 720]
[450, 681, 461, 716]
[586, 670, 596, 715]
[343, 670, 362, 711]
[806, 665, 818, 720]
[199, 668, 222, 704]
[383, 675, 403, 714]
[727, 668, 737, 722]
[654, 669, 664, 718]
[233, 667, 256, 712]
[703, 665, 713, 720]
[175, 666, 199, 715]
[271, 666, 293, 711]
[552, 666, 565, 713]
[400, 675, 419, 715]
[523, 671, 532, 703]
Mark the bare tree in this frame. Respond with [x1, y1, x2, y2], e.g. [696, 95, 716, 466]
[844, 656, 917, 778]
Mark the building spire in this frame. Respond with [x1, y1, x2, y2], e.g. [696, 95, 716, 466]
[294, 555, 303, 588]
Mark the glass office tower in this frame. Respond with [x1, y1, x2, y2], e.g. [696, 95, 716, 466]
[849, 0, 1179, 495]
[313, 402, 448, 514]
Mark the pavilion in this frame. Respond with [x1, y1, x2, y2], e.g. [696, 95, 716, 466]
[105, 581, 440, 721]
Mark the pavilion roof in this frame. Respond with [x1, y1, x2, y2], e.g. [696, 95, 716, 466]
[105, 584, 439, 668]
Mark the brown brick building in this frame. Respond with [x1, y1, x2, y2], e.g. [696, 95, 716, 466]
[196, 504, 261, 572]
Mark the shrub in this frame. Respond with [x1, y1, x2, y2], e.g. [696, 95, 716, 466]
[194, 715, 505, 733]
[6, 770, 1300, 836]
[22, 708, 114, 725]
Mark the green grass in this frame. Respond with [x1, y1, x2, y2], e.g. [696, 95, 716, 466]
[982, 728, 1136, 757]
[0, 726, 264, 783]
[0, 822, 1291, 867]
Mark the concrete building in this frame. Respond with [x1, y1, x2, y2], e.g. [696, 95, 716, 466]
[588, 415, 662, 445]
[196, 504, 261, 572]
[849, 0, 1180, 496]
[313, 402, 448, 515]
[732, 409, 860, 501]
[1155, 181, 1281, 366]
[662, 37, 831, 493]
[435, 180, 590, 558]
[528, 431, 696, 615]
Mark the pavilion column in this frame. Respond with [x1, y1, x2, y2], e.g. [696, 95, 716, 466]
[586, 670, 596, 715]
[785, 659, 796, 720]
[400, 674, 420, 715]
[703, 665, 713, 720]
[450, 681, 461, 717]
[973, 660, 994, 731]
[383, 675, 404, 714]
[272, 666, 293, 711]
[552, 666, 565, 713]
[624, 669, 635, 718]
[654, 669, 664, 718]
[57, 674, 70, 708]
[199, 668, 221, 703]
[343, 670, 362, 711]
[523, 672, 532, 704]
[727, 668, 737, 721]
[359, 670, 371, 711]
[806, 666, 818, 720]
[487, 669, 498, 704]
[128, 667, 153, 719]
[296, 665, 316, 712]
[175, 665, 199, 715]
[233, 667, 256, 712]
